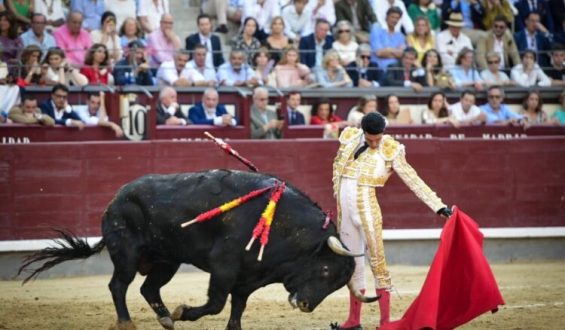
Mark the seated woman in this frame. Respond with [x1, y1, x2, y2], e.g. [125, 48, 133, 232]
[511, 50, 552, 87]
[90, 11, 123, 63]
[422, 91, 459, 126]
[380, 94, 413, 125]
[273, 46, 312, 88]
[310, 98, 345, 124]
[315, 50, 353, 88]
[551, 91, 565, 125]
[480, 52, 513, 86]
[252, 47, 275, 86]
[43, 47, 88, 86]
[233, 17, 262, 65]
[345, 44, 383, 87]
[80, 44, 112, 85]
[265, 16, 291, 64]
[332, 20, 358, 67]
[406, 16, 435, 66]
[520, 91, 550, 126]
[422, 49, 455, 89]
[346, 95, 377, 127]
[451, 48, 484, 90]
[119, 17, 146, 49]
[15, 45, 46, 85]
[0, 12, 23, 63]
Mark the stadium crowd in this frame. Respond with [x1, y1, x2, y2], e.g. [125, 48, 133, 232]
[0, 0, 564, 132]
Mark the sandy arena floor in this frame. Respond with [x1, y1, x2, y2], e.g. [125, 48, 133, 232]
[1, 262, 564, 329]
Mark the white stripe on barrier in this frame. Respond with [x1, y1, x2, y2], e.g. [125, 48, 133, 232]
[0, 227, 564, 252]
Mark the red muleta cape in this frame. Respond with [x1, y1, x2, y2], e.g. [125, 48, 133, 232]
[381, 207, 505, 330]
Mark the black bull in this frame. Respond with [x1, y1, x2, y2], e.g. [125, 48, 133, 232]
[19, 170, 377, 330]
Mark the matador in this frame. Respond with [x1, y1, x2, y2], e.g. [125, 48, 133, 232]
[332, 113, 452, 329]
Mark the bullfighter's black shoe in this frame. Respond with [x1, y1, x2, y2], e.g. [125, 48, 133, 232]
[330, 322, 363, 330]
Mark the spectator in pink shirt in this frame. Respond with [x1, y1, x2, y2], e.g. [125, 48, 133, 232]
[53, 11, 93, 67]
[146, 13, 181, 67]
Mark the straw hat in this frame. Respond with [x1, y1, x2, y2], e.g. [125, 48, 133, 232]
[445, 12, 465, 28]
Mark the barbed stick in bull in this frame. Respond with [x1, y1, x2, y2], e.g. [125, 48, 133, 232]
[180, 186, 273, 227]
[204, 131, 258, 172]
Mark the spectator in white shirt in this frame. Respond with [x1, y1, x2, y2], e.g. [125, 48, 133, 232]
[480, 51, 514, 86]
[186, 43, 218, 86]
[448, 90, 486, 125]
[305, 0, 336, 27]
[332, 20, 359, 66]
[436, 12, 473, 69]
[282, 0, 313, 43]
[137, 0, 169, 33]
[372, 0, 414, 34]
[157, 50, 199, 86]
[217, 49, 259, 86]
[510, 49, 552, 87]
[74, 92, 124, 137]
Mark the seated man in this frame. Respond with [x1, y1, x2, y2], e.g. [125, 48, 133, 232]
[217, 49, 259, 87]
[74, 92, 124, 137]
[156, 50, 198, 87]
[448, 90, 486, 125]
[188, 88, 237, 126]
[286, 91, 306, 125]
[9, 97, 55, 126]
[113, 40, 155, 86]
[383, 47, 426, 92]
[480, 85, 523, 125]
[545, 43, 565, 87]
[39, 84, 85, 129]
[186, 44, 218, 87]
[147, 14, 182, 67]
[156, 86, 190, 126]
[250, 87, 283, 139]
[369, 7, 406, 72]
[299, 18, 334, 68]
[53, 11, 92, 66]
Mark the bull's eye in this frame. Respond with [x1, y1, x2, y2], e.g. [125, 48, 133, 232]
[322, 265, 330, 277]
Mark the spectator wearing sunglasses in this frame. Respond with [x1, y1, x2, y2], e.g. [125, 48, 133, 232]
[476, 15, 520, 71]
[332, 20, 359, 66]
[480, 85, 524, 125]
[480, 52, 513, 86]
[335, 0, 376, 44]
[346, 43, 383, 87]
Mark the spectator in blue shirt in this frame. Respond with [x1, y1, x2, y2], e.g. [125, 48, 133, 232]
[71, 0, 106, 32]
[451, 48, 483, 90]
[369, 7, 406, 72]
[20, 14, 57, 57]
[480, 86, 524, 125]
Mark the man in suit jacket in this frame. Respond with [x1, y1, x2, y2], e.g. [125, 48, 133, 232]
[185, 14, 225, 69]
[39, 84, 84, 129]
[188, 88, 237, 126]
[514, 0, 554, 33]
[346, 44, 384, 86]
[156, 86, 190, 126]
[9, 97, 55, 126]
[476, 15, 521, 70]
[286, 91, 305, 125]
[514, 12, 552, 68]
[250, 87, 283, 139]
[299, 18, 334, 68]
[383, 47, 427, 91]
[334, 0, 377, 43]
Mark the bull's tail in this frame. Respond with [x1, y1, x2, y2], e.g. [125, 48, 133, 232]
[17, 228, 106, 284]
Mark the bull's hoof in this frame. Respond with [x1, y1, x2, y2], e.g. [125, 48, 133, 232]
[171, 304, 189, 321]
[329, 322, 363, 330]
[158, 316, 175, 330]
[113, 320, 136, 330]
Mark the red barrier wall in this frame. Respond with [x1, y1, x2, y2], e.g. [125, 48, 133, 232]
[1, 138, 564, 240]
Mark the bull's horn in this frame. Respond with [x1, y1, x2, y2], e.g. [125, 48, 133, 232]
[347, 282, 380, 303]
[327, 236, 364, 257]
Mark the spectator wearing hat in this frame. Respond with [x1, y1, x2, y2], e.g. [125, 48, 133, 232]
[441, 0, 486, 45]
[436, 12, 473, 69]
[113, 40, 154, 85]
